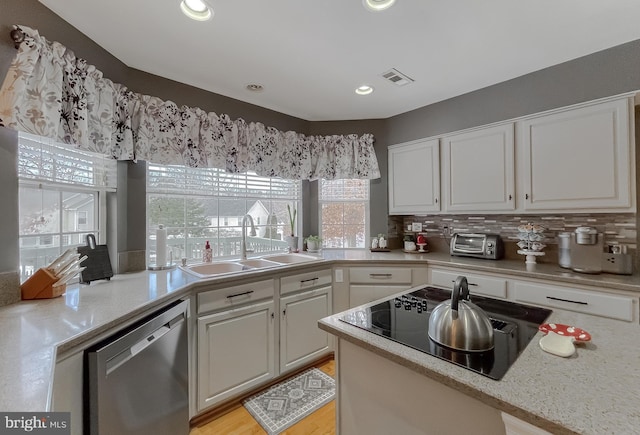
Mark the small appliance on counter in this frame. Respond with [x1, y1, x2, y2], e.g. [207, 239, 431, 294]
[602, 243, 634, 275]
[557, 227, 633, 275]
[450, 233, 504, 260]
[568, 227, 603, 274]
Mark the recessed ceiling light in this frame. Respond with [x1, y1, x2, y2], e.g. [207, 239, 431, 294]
[246, 84, 264, 92]
[355, 85, 374, 95]
[363, 0, 396, 12]
[180, 0, 213, 21]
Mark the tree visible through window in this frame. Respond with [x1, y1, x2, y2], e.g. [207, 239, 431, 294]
[147, 164, 301, 263]
[319, 179, 369, 248]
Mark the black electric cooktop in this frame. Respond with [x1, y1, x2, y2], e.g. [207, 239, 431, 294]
[340, 286, 552, 380]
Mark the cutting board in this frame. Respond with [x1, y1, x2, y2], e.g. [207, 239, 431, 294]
[77, 234, 113, 284]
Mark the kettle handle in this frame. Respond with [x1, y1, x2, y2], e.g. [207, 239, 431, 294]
[451, 276, 470, 311]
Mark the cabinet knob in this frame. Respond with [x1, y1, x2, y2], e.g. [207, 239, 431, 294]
[282, 309, 286, 316]
[435, 198, 438, 204]
[525, 193, 529, 200]
[508, 194, 512, 200]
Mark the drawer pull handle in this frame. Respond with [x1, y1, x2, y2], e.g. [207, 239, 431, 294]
[370, 273, 393, 279]
[300, 277, 319, 285]
[226, 290, 254, 299]
[546, 296, 588, 305]
[450, 280, 478, 286]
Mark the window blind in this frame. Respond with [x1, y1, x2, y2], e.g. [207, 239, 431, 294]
[18, 132, 117, 189]
[147, 164, 300, 199]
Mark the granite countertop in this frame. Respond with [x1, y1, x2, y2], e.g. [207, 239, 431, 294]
[319, 299, 640, 435]
[1, 249, 639, 416]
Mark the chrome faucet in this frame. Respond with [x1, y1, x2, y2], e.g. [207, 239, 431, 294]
[240, 214, 257, 260]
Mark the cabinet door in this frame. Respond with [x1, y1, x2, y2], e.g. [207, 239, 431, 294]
[443, 123, 515, 212]
[197, 300, 275, 411]
[520, 97, 634, 211]
[280, 287, 331, 373]
[388, 139, 440, 214]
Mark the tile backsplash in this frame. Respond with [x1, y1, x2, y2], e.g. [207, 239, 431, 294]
[388, 213, 637, 255]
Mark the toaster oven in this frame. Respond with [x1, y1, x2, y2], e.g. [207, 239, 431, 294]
[450, 233, 504, 260]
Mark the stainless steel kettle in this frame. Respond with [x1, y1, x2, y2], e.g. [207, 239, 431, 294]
[428, 276, 494, 352]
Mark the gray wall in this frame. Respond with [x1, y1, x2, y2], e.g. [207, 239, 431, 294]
[387, 39, 640, 144]
[0, 128, 19, 272]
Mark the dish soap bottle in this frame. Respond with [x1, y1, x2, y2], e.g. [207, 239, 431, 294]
[203, 241, 212, 263]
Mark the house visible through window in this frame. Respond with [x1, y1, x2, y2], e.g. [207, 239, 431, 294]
[319, 179, 370, 248]
[17, 132, 116, 282]
[147, 164, 301, 263]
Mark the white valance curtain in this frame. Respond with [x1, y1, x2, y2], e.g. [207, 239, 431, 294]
[0, 25, 380, 180]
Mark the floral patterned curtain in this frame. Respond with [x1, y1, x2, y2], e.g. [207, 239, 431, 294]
[0, 25, 380, 180]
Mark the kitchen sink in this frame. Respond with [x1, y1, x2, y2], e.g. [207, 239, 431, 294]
[181, 252, 322, 278]
[236, 258, 282, 269]
[262, 253, 319, 264]
[181, 262, 250, 278]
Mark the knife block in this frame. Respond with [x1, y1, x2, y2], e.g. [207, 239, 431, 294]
[21, 268, 66, 299]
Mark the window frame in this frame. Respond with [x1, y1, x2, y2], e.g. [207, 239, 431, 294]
[146, 163, 302, 264]
[16, 132, 115, 282]
[318, 179, 370, 249]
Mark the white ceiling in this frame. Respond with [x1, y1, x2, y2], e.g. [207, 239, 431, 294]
[39, 0, 640, 121]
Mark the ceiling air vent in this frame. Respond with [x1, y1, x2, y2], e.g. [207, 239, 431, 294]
[381, 68, 414, 86]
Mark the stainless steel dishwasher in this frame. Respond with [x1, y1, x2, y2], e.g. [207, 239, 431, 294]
[86, 299, 189, 435]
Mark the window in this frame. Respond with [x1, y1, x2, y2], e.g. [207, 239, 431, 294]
[147, 164, 301, 263]
[319, 179, 369, 248]
[17, 132, 116, 282]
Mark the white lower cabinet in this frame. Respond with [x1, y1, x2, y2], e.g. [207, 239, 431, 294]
[513, 281, 635, 322]
[429, 266, 639, 323]
[196, 270, 334, 414]
[280, 286, 331, 373]
[430, 268, 507, 299]
[196, 279, 276, 412]
[348, 266, 414, 308]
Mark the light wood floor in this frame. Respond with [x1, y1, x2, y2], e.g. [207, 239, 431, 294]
[190, 360, 336, 435]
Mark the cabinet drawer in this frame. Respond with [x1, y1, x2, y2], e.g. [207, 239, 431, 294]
[349, 285, 411, 308]
[431, 269, 507, 299]
[280, 269, 332, 295]
[350, 267, 412, 285]
[197, 279, 275, 314]
[513, 281, 635, 322]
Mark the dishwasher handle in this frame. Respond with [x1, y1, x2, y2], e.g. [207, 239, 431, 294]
[105, 312, 185, 375]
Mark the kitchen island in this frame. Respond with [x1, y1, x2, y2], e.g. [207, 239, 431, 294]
[319, 289, 640, 434]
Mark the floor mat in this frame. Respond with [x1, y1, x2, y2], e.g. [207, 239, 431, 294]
[242, 367, 335, 434]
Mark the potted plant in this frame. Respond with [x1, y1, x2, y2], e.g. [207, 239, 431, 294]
[305, 235, 322, 252]
[285, 204, 298, 252]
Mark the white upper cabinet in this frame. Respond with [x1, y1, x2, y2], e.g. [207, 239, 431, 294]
[386, 94, 635, 215]
[518, 97, 635, 212]
[442, 123, 515, 212]
[388, 139, 440, 214]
